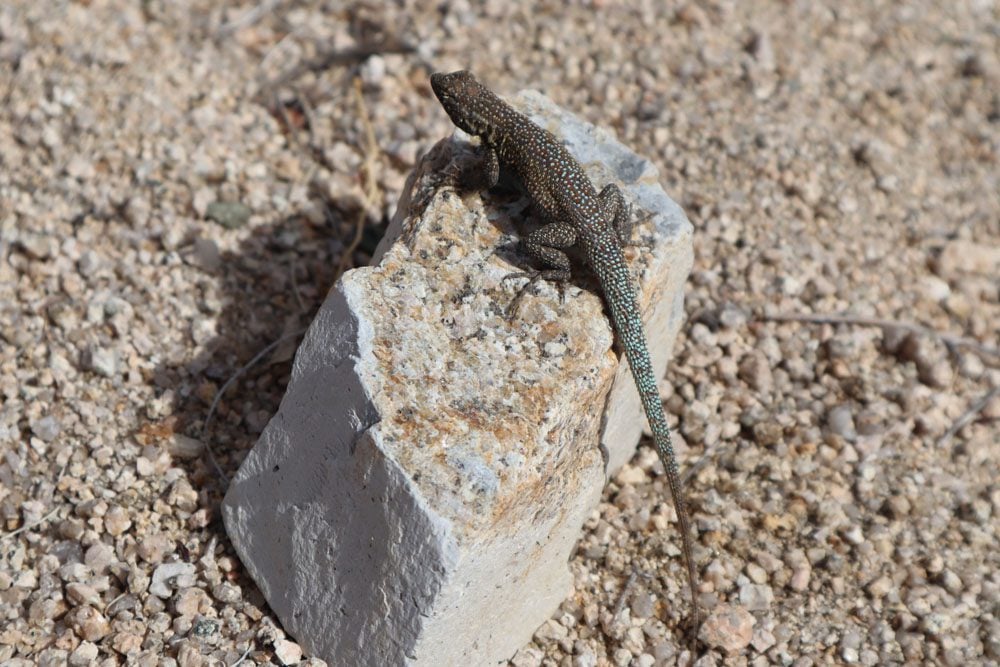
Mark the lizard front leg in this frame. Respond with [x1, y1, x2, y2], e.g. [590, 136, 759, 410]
[452, 144, 500, 192]
[504, 221, 577, 318]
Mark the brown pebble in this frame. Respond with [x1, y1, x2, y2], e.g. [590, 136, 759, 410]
[68, 606, 111, 641]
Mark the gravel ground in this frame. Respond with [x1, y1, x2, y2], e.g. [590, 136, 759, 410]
[1, 1, 998, 665]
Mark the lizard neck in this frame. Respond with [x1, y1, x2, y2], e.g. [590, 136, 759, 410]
[472, 94, 527, 162]
[481, 122, 510, 160]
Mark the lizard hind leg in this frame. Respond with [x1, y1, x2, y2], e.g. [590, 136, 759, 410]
[598, 183, 633, 245]
[600, 183, 656, 249]
[502, 221, 577, 319]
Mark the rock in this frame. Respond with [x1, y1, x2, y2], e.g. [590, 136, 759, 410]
[751, 625, 777, 653]
[168, 434, 205, 460]
[176, 642, 203, 667]
[840, 627, 863, 663]
[205, 201, 251, 229]
[985, 620, 1000, 660]
[104, 505, 132, 536]
[191, 237, 222, 272]
[629, 591, 656, 619]
[84, 543, 115, 574]
[826, 405, 856, 440]
[699, 605, 755, 653]
[896, 335, 953, 388]
[137, 533, 173, 564]
[149, 562, 196, 598]
[127, 568, 150, 595]
[30, 415, 61, 442]
[511, 647, 545, 667]
[109, 631, 143, 656]
[866, 575, 892, 599]
[211, 582, 241, 604]
[68, 606, 111, 641]
[937, 570, 962, 595]
[883, 495, 912, 519]
[174, 587, 208, 617]
[738, 351, 773, 393]
[919, 359, 953, 389]
[87, 346, 118, 377]
[273, 639, 304, 665]
[68, 641, 99, 666]
[739, 583, 774, 611]
[65, 582, 101, 607]
[918, 276, 950, 302]
[935, 240, 1000, 277]
[135, 456, 155, 476]
[222, 90, 693, 666]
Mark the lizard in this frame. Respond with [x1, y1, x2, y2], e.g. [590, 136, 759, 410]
[430, 70, 699, 629]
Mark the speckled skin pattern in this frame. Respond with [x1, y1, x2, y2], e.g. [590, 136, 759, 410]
[431, 70, 698, 625]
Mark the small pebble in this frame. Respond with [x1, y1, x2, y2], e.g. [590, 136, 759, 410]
[739, 583, 774, 611]
[191, 237, 222, 272]
[174, 587, 208, 617]
[510, 646, 544, 667]
[110, 631, 143, 655]
[168, 434, 206, 459]
[751, 625, 777, 653]
[938, 570, 963, 595]
[30, 415, 61, 442]
[630, 592, 656, 619]
[738, 351, 774, 393]
[84, 543, 116, 573]
[87, 346, 118, 377]
[699, 605, 755, 653]
[788, 565, 812, 593]
[273, 639, 304, 665]
[150, 562, 197, 598]
[866, 575, 892, 599]
[205, 201, 251, 229]
[137, 534, 173, 564]
[176, 642, 203, 667]
[826, 405, 856, 440]
[68, 641, 99, 666]
[104, 506, 132, 536]
[70, 606, 111, 641]
[65, 582, 101, 607]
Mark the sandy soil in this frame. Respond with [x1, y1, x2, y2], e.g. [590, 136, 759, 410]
[0, 1, 997, 665]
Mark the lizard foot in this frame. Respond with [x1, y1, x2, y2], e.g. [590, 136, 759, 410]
[437, 161, 468, 193]
[502, 270, 569, 320]
[623, 211, 657, 249]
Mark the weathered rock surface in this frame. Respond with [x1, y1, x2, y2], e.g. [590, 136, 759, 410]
[222, 90, 693, 666]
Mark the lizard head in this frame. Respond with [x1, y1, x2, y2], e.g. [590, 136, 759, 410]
[430, 70, 498, 137]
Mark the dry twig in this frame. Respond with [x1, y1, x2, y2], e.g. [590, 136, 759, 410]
[201, 328, 308, 483]
[216, 0, 286, 38]
[0, 507, 60, 542]
[230, 642, 254, 667]
[613, 569, 640, 619]
[334, 76, 381, 280]
[937, 385, 1000, 447]
[255, 38, 414, 100]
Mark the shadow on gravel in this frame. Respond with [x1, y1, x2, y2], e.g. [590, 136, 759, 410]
[145, 200, 382, 606]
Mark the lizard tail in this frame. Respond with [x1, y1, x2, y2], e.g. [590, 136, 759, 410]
[626, 339, 700, 630]
[594, 251, 700, 628]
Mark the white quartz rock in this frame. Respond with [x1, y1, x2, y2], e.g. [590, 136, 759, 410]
[223, 89, 693, 666]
